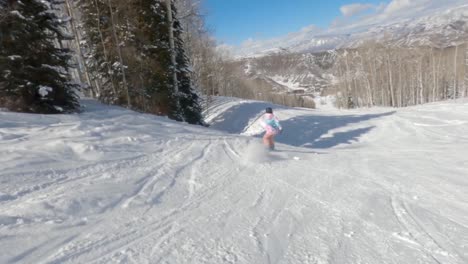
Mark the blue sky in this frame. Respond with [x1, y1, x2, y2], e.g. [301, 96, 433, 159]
[204, 0, 385, 45]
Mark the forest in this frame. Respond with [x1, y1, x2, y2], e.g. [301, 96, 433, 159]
[1, 0, 467, 120]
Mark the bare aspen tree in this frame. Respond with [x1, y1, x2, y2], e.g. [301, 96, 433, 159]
[431, 48, 437, 101]
[56, 3, 83, 84]
[94, 0, 117, 98]
[436, 50, 442, 100]
[465, 44, 468, 97]
[370, 50, 378, 105]
[352, 51, 360, 105]
[333, 41, 468, 108]
[336, 58, 345, 107]
[454, 44, 459, 98]
[107, 0, 131, 107]
[165, 0, 179, 95]
[418, 57, 424, 104]
[398, 55, 403, 107]
[64, 0, 94, 96]
[386, 53, 395, 106]
[361, 54, 373, 106]
[344, 51, 351, 106]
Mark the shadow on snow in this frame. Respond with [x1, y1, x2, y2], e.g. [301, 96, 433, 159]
[208, 102, 281, 134]
[274, 112, 395, 149]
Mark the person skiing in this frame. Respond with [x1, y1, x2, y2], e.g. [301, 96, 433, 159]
[261, 107, 282, 150]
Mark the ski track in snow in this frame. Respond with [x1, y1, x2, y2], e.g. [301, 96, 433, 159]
[1, 98, 468, 263]
[391, 197, 454, 264]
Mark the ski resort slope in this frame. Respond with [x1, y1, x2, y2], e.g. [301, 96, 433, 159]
[1, 98, 467, 264]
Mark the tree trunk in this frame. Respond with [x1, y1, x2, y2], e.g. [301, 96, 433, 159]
[371, 54, 378, 105]
[344, 52, 352, 107]
[165, 0, 179, 95]
[386, 54, 395, 107]
[419, 58, 424, 104]
[465, 44, 468, 97]
[431, 48, 437, 102]
[107, 0, 131, 107]
[398, 56, 403, 107]
[64, 0, 95, 96]
[94, 0, 117, 99]
[360, 55, 372, 107]
[436, 51, 442, 100]
[454, 44, 459, 98]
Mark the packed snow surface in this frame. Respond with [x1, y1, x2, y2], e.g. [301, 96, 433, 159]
[1, 98, 467, 264]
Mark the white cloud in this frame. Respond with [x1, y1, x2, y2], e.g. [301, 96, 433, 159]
[300, 24, 320, 33]
[375, 3, 387, 13]
[332, 0, 466, 30]
[384, 0, 430, 15]
[340, 3, 375, 17]
[241, 38, 255, 47]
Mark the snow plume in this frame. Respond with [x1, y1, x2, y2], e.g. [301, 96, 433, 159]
[242, 140, 270, 163]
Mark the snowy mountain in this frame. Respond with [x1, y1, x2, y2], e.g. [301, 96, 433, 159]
[234, 3, 468, 58]
[228, 2, 468, 101]
[1, 98, 468, 263]
[236, 51, 337, 97]
[349, 4, 468, 48]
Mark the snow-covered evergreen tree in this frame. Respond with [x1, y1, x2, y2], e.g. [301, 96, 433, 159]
[0, 0, 79, 113]
[74, 0, 202, 124]
[121, 0, 203, 124]
[168, 0, 203, 125]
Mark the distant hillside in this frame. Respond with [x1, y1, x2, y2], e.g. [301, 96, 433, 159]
[232, 3, 468, 58]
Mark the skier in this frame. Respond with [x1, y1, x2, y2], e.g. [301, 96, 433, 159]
[261, 107, 282, 150]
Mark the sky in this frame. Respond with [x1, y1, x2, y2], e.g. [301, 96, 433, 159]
[204, 0, 385, 45]
[204, 0, 467, 47]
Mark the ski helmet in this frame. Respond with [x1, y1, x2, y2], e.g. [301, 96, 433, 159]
[266, 107, 273, 114]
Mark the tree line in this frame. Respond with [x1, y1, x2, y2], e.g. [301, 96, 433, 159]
[333, 41, 468, 108]
[2, 0, 467, 118]
[0, 0, 203, 125]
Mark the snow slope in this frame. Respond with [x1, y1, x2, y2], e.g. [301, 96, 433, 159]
[1, 98, 468, 264]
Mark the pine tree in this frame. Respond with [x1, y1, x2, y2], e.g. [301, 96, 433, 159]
[0, 0, 79, 113]
[168, 0, 203, 125]
[169, 0, 203, 125]
[75, 0, 203, 124]
[131, 0, 202, 124]
[127, 0, 172, 115]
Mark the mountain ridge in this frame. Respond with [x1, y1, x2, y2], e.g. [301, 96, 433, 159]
[232, 3, 468, 58]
